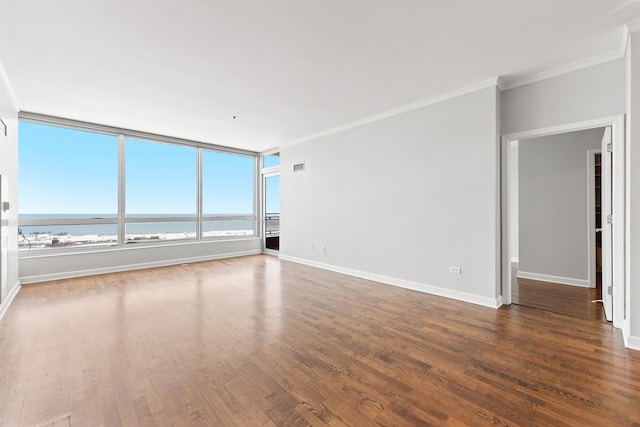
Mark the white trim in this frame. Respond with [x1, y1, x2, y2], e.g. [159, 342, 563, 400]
[620, 25, 630, 57]
[626, 335, 640, 352]
[516, 270, 590, 288]
[510, 257, 519, 263]
[611, 118, 626, 329]
[627, 18, 640, 34]
[0, 281, 20, 322]
[502, 116, 622, 142]
[281, 78, 500, 148]
[263, 249, 279, 257]
[501, 115, 625, 311]
[500, 48, 625, 91]
[280, 255, 502, 309]
[624, 40, 631, 344]
[20, 250, 261, 284]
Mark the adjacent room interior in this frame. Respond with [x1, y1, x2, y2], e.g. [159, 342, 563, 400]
[1, 1, 640, 425]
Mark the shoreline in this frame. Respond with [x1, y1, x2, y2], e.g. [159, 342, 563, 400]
[19, 230, 254, 249]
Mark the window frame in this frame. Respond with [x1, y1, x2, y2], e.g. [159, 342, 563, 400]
[18, 112, 259, 253]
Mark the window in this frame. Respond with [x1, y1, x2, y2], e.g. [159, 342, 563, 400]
[202, 150, 255, 237]
[18, 117, 257, 251]
[125, 139, 197, 243]
[18, 121, 118, 249]
[263, 153, 280, 168]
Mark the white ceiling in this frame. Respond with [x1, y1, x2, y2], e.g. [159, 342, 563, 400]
[1, 1, 639, 152]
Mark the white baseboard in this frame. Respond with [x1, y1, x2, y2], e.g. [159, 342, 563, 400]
[516, 270, 590, 288]
[20, 250, 262, 284]
[0, 280, 21, 322]
[626, 335, 640, 352]
[510, 257, 519, 263]
[279, 255, 502, 309]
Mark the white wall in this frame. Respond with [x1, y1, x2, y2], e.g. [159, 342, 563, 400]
[19, 238, 261, 283]
[628, 31, 640, 348]
[501, 58, 626, 135]
[280, 86, 501, 307]
[0, 60, 19, 319]
[518, 128, 604, 285]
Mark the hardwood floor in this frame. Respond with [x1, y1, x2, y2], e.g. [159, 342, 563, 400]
[511, 263, 606, 321]
[0, 255, 638, 426]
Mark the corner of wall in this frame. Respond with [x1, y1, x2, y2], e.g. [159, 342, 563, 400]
[627, 29, 640, 343]
[626, 335, 640, 352]
[0, 279, 20, 322]
[0, 54, 20, 317]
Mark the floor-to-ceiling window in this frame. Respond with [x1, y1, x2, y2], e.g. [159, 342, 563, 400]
[18, 115, 258, 251]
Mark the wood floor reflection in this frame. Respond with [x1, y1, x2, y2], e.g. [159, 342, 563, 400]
[0, 255, 637, 426]
[511, 263, 606, 321]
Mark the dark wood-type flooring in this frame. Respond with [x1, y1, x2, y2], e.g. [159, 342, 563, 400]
[1, 255, 639, 426]
[511, 263, 606, 321]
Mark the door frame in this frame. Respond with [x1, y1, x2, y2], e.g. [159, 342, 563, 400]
[262, 171, 280, 256]
[501, 115, 625, 329]
[260, 149, 280, 256]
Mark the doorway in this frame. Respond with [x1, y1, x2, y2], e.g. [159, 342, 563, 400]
[261, 152, 280, 255]
[263, 173, 280, 253]
[502, 116, 624, 329]
[589, 149, 602, 292]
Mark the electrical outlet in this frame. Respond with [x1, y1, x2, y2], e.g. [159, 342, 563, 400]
[321, 246, 326, 254]
[449, 266, 462, 274]
[307, 244, 313, 251]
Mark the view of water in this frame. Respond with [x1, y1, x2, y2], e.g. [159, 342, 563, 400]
[19, 214, 256, 235]
[18, 214, 270, 249]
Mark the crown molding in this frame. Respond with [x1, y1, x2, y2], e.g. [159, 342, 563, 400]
[500, 46, 625, 91]
[621, 23, 630, 56]
[281, 22, 636, 149]
[627, 18, 640, 34]
[281, 77, 500, 148]
[502, 22, 636, 91]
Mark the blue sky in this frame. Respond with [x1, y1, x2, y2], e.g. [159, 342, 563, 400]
[19, 121, 267, 215]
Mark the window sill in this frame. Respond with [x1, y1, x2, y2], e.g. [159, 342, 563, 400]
[18, 235, 260, 259]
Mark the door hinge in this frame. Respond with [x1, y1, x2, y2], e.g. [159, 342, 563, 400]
[607, 214, 613, 224]
[607, 143, 613, 153]
[607, 286, 613, 296]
